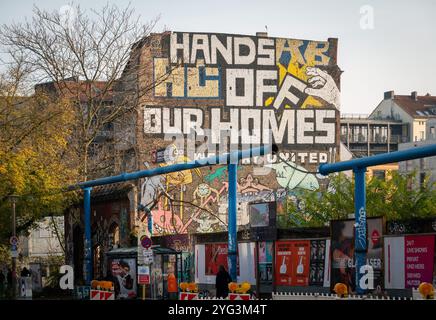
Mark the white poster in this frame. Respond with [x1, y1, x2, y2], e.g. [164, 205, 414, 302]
[237, 242, 256, 284]
[384, 236, 405, 289]
[323, 239, 331, 288]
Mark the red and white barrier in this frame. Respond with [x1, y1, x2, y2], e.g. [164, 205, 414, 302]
[179, 292, 199, 300]
[228, 293, 251, 300]
[90, 290, 115, 300]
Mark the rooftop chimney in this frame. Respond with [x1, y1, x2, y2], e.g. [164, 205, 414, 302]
[256, 32, 268, 37]
[384, 91, 394, 100]
[411, 91, 418, 100]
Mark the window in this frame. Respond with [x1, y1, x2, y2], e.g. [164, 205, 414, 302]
[39, 227, 51, 238]
[39, 225, 51, 238]
[430, 127, 435, 139]
[420, 131, 425, 141]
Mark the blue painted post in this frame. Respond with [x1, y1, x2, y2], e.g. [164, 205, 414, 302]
[84, 187, 93, 285]
[147, 212, 153, 235]
[354, 168, 367, 295]
[227, 163, 238, 281]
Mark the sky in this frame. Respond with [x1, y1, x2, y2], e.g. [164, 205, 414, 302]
[0, 0, 435, 115]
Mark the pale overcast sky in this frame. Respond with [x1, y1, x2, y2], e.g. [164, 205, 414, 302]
[1, 0, 435, 114]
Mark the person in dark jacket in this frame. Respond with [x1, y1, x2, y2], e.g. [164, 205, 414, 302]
[215, 265, 232, 298]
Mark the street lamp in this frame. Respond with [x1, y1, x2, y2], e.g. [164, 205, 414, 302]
[9, 195, 19, 299]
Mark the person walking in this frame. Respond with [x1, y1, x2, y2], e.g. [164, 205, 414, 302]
[215, 265, 232, 298]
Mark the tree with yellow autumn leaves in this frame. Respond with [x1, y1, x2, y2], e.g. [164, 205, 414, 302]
[0, 52, 79, 249]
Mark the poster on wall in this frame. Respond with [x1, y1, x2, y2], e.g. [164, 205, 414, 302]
[405, 235, 435, 288]
[111, 258, 137, 299]
[275, 240, 310, 286]
[367, 218, 383, 288]
[275, 241, 293, 286]
[330, 217, 383, 291]
[204, 243, 239, 276]
[309, 240, 326, 286]
[291, 241, 310, 286]
[384, 236, 404, 289]
[258, 241, 273, 283]
[385, 235, 435, 289]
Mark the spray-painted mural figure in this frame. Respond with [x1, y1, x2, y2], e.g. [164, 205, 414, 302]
[136, 31, 340, 235]
[266, 162, 319, 191]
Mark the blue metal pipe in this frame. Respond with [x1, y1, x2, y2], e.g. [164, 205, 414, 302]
[78, 145, 273, 286]
[354, 168, 367, 294]
[78, 146, 271, 189]
[83, 187, 92, 285]
[319, 143, 436, 175]
[227, 163, 238, 281]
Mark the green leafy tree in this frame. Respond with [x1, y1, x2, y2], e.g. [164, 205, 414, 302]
[281, 171, 436, 227]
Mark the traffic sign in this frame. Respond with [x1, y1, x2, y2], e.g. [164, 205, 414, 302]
[140, 235, 152, 249]
[142, 249, 153, 264]
[10, 236, 18, 246]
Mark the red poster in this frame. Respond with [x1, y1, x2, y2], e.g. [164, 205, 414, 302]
[205, 243, 240, 276]
[290, 241, 310, 286]
[275, 240, 310, 286]
[404, 235, 435, 288]
[205, 243, 228, 275]
[275, 241, 293, 285]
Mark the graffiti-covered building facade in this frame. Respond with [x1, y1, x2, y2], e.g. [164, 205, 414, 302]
[130, 31, 341, 236]
[65, 31, 342, 284]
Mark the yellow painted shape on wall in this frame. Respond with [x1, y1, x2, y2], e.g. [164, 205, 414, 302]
[154, 58, 185, 97]
[159, 155, 202, 186]
[269, 39, 330, 108]
[187, 65, 220, 98]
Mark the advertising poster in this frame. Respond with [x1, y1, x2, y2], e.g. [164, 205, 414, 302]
[384, 236, 405, 289]
[275, 240, 310, 286]
[291, 241, 310, 286]
[323, 240, 331, 288]
[275, 241, 293, 285]
[204, 243, 239, 276]
[404, 235, 435, 288]
[309, 240, 326, 286]
[258, 241, 273, 263]
[367, 218, 383, 288]
[258, 241, 273, 283]
[111, 258, 137, 299]
[330, 217, 383, 291]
